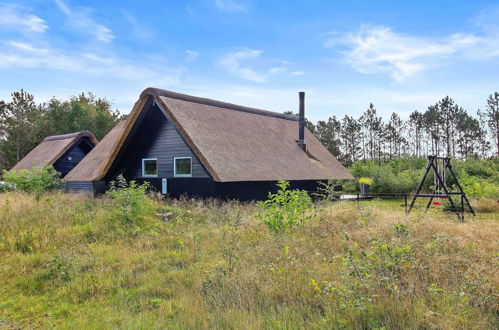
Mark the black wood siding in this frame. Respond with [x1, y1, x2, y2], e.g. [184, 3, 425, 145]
[53, 137, 95, 177]
[65, 181, 94, 193]
[65, 180, 105, 194]
[108, 102, 209, 185]
[133, 177, 215, 198]
[214, 180, 325, 201]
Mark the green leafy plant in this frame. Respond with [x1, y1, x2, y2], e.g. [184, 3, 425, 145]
[313, 179, 344, 200]
[455, 169, 499, 198]
[106, 175, 157, 233]
[2, 165, 63, 199]
[255, 180, 313, 234]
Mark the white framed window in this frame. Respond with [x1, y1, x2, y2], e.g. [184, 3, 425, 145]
[174, 157, 192, 177]
[142, 158, 158, 177]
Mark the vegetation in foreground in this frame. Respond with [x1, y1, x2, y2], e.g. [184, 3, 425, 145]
[0, 187, 497, 329]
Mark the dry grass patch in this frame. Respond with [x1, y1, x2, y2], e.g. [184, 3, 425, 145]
[0, 192, 497, 329]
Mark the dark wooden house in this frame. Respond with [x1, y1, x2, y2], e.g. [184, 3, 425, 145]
[11, 131, 98, 177]
[64, 88, 353, 199]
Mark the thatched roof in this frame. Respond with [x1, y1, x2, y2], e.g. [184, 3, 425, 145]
[64, 120, 128, 182]
[65, 88, 353, 182]
[11, 131, 98, 171]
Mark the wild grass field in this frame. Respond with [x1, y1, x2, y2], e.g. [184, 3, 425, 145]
[0, 191, 498, 329]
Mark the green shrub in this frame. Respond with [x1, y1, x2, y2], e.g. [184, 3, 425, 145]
[2, 165, 63, 196]
[349, 159, 424, 194]
[255, 180, 313, 233]
[456, 169, 499, 198]
[106, 175, 157, 233]
[453, 159, 499, 180]
[347, 157, 499, 196]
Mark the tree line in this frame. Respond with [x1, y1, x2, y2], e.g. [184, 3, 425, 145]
[0, 90, 120, 170]
[306, 93, 499, 166]
[1, 89, 498, 172]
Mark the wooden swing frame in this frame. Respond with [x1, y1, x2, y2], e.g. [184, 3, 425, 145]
[406, 156, 475, 221]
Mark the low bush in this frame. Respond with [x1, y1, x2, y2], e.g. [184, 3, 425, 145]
[457, 169, 499, 198]
[2, 166, 63, 196]
[255, 180, 313, 233]
[106, 175, 158, 235]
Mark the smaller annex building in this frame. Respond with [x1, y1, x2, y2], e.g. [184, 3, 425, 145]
[11, 131, 98, 178]
[64, 88, 353, 200]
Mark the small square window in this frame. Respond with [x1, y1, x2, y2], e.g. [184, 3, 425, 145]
[142, 158, 158, 177]
[174, 157, 192, 177]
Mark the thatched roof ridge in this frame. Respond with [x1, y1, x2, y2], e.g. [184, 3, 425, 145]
[141, 87, 298, 121]
[43, 131, 97, 143]
[11, 131, 98, 171]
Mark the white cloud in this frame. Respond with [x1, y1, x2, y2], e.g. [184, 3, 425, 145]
[0, 2, 180, 102]
[185, 50, 199, 62]
[213, 0, 247, 12]
[291, 71, 305, 76]
[54, 0, 114, 43]
[0, 40, 180, 85]
[4, 41, 49, 54]
[326, 25, 498, 81]
[218, 49, 286, 82]
[0, 3, 48, 33]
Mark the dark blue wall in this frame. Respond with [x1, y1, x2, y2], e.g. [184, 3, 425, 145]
[65, 180, 104, 193]
[107, 102, 210, 193]
[214, 180, 325, 201]
[53, 137, 95, 177]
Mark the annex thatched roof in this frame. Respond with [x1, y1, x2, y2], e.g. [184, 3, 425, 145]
[65, 88, 353, 182]
[11, 131, 98, 171]
[64, 120, 128, 182]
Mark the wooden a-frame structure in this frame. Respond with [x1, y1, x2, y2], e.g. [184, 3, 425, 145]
[406, 156, 475, 221]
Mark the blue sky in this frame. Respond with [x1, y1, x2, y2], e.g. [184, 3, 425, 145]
[1, 0, 498, 122]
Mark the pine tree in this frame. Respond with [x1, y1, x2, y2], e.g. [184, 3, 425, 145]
[315, 116, 342, 158]
[477, 109, 492, 158]
[408, 110, 424, 157]
[437, 96, 463, 157]
[340, 115, 362, 166]
[361, 103, 382, 162]
[455, 112, 482, 160]
[386, 112, 405, 159]
[424, 105, 442, 156]
[483, 92, 499, 157]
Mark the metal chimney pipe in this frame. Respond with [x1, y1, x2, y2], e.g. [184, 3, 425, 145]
[298, 91, 306, 151]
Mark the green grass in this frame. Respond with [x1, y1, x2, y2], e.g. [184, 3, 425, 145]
[0, 192, 498, 329]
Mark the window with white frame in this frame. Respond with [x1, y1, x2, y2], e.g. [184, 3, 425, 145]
[174, 157, 192, 177]
[142, 158, 158, 177]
